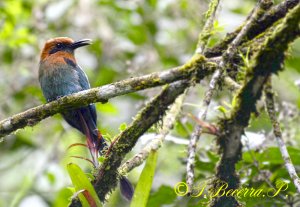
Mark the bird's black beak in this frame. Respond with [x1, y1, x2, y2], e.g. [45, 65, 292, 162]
[69, 39, 92, 50]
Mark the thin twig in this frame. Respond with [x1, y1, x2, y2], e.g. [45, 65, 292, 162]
[186, 69, 221, 194]
[223, 76, 241, 91]
[224, 0, 273, 62]
[236, 1, 272, 46]
[265, 79, 300, 193]
[196, 0, 221, 54]
[243, 140, 286, 201]
[185, 0, 222, 194]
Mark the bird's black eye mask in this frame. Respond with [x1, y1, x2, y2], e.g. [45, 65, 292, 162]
[49, 43, 69, 55]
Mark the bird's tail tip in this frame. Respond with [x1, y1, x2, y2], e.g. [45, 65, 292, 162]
[119, 176, 134, 201]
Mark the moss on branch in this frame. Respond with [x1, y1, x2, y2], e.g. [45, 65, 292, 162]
[0, 54, 212, 138]
[69, 80, 193, 206]
[119, 93, 186, 174]
[1, 1, 299, 207]
[212, 3, 300, 207]
[204, 0, 299, 57]
[92, 81, 190, 201]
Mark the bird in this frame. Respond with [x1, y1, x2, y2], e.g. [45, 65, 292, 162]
[39, 37, 103, 165]
[38, 37, 133, 200]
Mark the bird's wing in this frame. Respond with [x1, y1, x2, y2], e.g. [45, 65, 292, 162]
[75, 65, 91, 90]
[75, 65, 97, 123]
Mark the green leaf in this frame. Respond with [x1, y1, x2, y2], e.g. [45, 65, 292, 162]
[216, 105, 228, 115]
[102, 133, 112, 142]
[231, 94, 238, 108]
[46, 172, 56, 185]
[148, 0, 157, 8]
[174, 120, 191, 138]
[130, 150, 158, 207]
[97, 156, 106, 164]
[146, 185, 176, 207]
[96, 102, 118, 115]
[67, 163, 102, 207]
[119, 122, 127, 132]
[53, 188, 73, 207]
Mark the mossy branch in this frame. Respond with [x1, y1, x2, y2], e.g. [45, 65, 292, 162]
[0, 54, 212, 138]
[186, 0, 222, 193]
[94, 80, 190, 201]
[119, 92, 186, 174]
[68, 55, 209, 206]
[204, 0, 299, 58]
[196, 0, 220, 54]
[1, 1, 298, 207]
[68, 81, 190, 207]
[90, 55, 210, 200]
[212, 4, 300, 206]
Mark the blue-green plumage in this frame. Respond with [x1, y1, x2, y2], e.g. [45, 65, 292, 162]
[39, 59, 105, 150]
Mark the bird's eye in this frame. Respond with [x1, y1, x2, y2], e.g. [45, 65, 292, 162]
[56, 43, 63, 49]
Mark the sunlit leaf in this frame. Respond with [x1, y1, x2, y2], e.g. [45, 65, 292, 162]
[67, 163, 102, 207]
[130, 151, 158, 207]
[146, 185, 176, 207]
[119, 122, 127, 132]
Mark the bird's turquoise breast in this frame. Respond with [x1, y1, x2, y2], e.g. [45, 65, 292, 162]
[39, 63, 82, 102]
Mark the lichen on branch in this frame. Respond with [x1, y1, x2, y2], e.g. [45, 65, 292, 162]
[212, 3, 300, 206]
[0, 54, 213, 138]
[204, 0, 299, 58]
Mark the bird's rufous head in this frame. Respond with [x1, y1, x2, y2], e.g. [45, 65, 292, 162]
[40, 37, 91, 61]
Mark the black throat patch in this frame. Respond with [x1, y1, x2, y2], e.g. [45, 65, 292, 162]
[63, 57, 76, 68]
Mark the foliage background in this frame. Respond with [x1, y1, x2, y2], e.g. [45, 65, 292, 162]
[0, 0, 299, 206]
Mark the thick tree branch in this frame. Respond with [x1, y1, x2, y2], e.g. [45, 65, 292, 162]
[69, 52, 209, 205]
[119, 92, 186, 174]
[222, 0, 273, 79]
[212, 3, 300, 206]
[92, 80, 190, 202]
[204, 0, 299, 57]
[0, 54, 214, 138]
[69, 80, 191, 207]
[186, 0, 273, 195]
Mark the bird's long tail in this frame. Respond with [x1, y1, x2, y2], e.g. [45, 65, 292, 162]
[77, 111, 134, 200]
[120, 176, 134, 200]
[78, 111, 104, 167]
